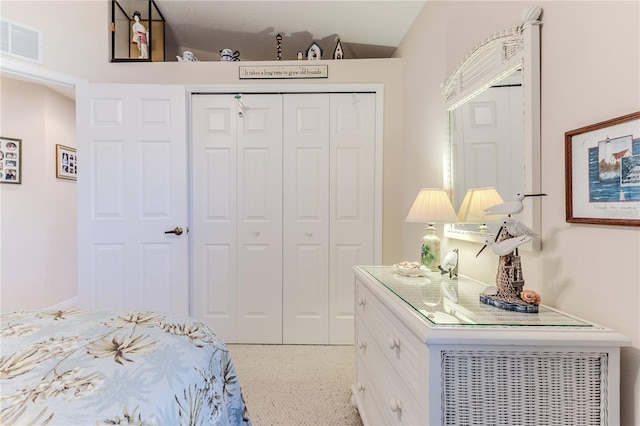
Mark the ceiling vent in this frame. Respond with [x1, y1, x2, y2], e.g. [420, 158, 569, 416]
[1, 19, 43, 63]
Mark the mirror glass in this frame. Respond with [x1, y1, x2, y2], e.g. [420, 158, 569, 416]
[449, 71, 523, 237]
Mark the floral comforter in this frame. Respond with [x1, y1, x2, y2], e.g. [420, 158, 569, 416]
[0, 309, 251, 425]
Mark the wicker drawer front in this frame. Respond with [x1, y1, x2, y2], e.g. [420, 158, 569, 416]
[440, 349, 608, 426]
[356, 280, 425, 405]
[356, 317, 424, 426]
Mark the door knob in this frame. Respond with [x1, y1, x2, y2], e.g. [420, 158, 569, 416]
[164, 226, 183, 236]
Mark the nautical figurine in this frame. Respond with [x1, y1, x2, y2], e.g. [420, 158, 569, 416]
[500, 216, 538, 239]
[438, 249, 459, 279]
[477, 235, 531, 257]
[483, 192, 547, 216]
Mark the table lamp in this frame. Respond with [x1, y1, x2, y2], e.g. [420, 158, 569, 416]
[457, 187, 504, 232]
[405, 188, 458, 271]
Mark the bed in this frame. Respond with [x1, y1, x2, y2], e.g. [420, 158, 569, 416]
[0, 309, 251, 425]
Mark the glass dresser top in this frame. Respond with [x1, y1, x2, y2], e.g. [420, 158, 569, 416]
[360, 266, 591, 327]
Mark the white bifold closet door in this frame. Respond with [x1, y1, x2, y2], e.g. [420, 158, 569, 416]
[191, 94, 283, 344]
[191, 92, 375, 344]
[282, 94, 331, 344]
[328, 93, 375, 344]
[283, 93, 376, 344]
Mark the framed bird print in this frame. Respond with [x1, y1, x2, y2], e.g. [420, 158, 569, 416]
[565, 111, 640, 226]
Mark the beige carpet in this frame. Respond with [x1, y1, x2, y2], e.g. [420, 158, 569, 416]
[226, 344, 363, 426]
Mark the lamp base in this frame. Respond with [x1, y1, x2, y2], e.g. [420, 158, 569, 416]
[420, 225, 440, 272]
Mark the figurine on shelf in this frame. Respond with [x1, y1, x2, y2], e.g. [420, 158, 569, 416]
[220, 48, 240, 61]
[333, 36, 344, 59]
[176, 51, 198, 62]
[131, 11, 149, 59]
[276, 33, 283, 60]
[305, 41, 322, 60]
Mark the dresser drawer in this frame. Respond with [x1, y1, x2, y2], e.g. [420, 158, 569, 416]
[356, 316, 424, 425]
[354, 356, 386, 425]
[356, 279, 426, 406]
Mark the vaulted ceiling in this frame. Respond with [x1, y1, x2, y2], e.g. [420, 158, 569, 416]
[148, 0, 426, 61]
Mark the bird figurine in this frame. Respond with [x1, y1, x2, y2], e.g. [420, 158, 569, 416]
[438, 249, 459, 279]
[476, 235, 531, 257]
[500, 216, 538, 239]
[483, 192, 547, 216]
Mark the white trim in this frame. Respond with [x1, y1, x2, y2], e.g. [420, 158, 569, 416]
[0, 57, 84, 90]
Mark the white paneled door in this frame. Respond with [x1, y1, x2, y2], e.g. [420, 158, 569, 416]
[329, 93, 376, 344]
[77, 84, 188, 314]
[283, 94, 331, 344]
[191, 94, 283, 343]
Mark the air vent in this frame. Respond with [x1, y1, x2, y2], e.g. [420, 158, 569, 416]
[0, 19, 42, 63]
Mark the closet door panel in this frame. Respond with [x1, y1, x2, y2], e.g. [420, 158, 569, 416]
[329, 93, 376, 344]
[191, 95, 238, 342]
[283, 94, 330, 344]
[236, 95, 283, 343]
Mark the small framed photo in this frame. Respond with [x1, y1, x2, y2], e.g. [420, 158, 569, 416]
[56, 144, 77, 181]
[565, 111, 640, 226]
[0, 137, 22, 184]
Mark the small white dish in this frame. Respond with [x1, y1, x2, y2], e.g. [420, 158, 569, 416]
[394, 263, 429, 277]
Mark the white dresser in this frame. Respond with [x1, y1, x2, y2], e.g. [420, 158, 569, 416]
[351, 266, 630, 426]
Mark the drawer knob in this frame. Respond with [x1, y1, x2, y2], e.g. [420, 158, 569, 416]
[358, 340, 367, 350]
[358, 298, 367, 307]
[357, 382, 366, 391]
[388, 337, 401, 349]
[389, 398, 403, 412]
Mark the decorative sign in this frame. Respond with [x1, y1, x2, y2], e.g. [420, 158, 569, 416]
[239, 65, 328, 80]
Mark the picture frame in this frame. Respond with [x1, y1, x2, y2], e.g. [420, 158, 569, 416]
[0, 136, 22, 184]
[56, 144, 77, 181]
[565, 111, 640, 226]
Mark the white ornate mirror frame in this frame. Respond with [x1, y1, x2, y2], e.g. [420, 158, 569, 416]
[442, 5, 543, 251]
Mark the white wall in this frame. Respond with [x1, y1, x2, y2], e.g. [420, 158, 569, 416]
[397, 2, 640, 424]
[0, 78, 77, 309]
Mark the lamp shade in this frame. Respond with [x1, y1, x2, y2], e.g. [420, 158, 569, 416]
[405, 188, 458, 224]
[457, 187, 504, 223]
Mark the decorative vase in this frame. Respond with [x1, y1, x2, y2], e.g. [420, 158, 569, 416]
[420, 225, 440, 272]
